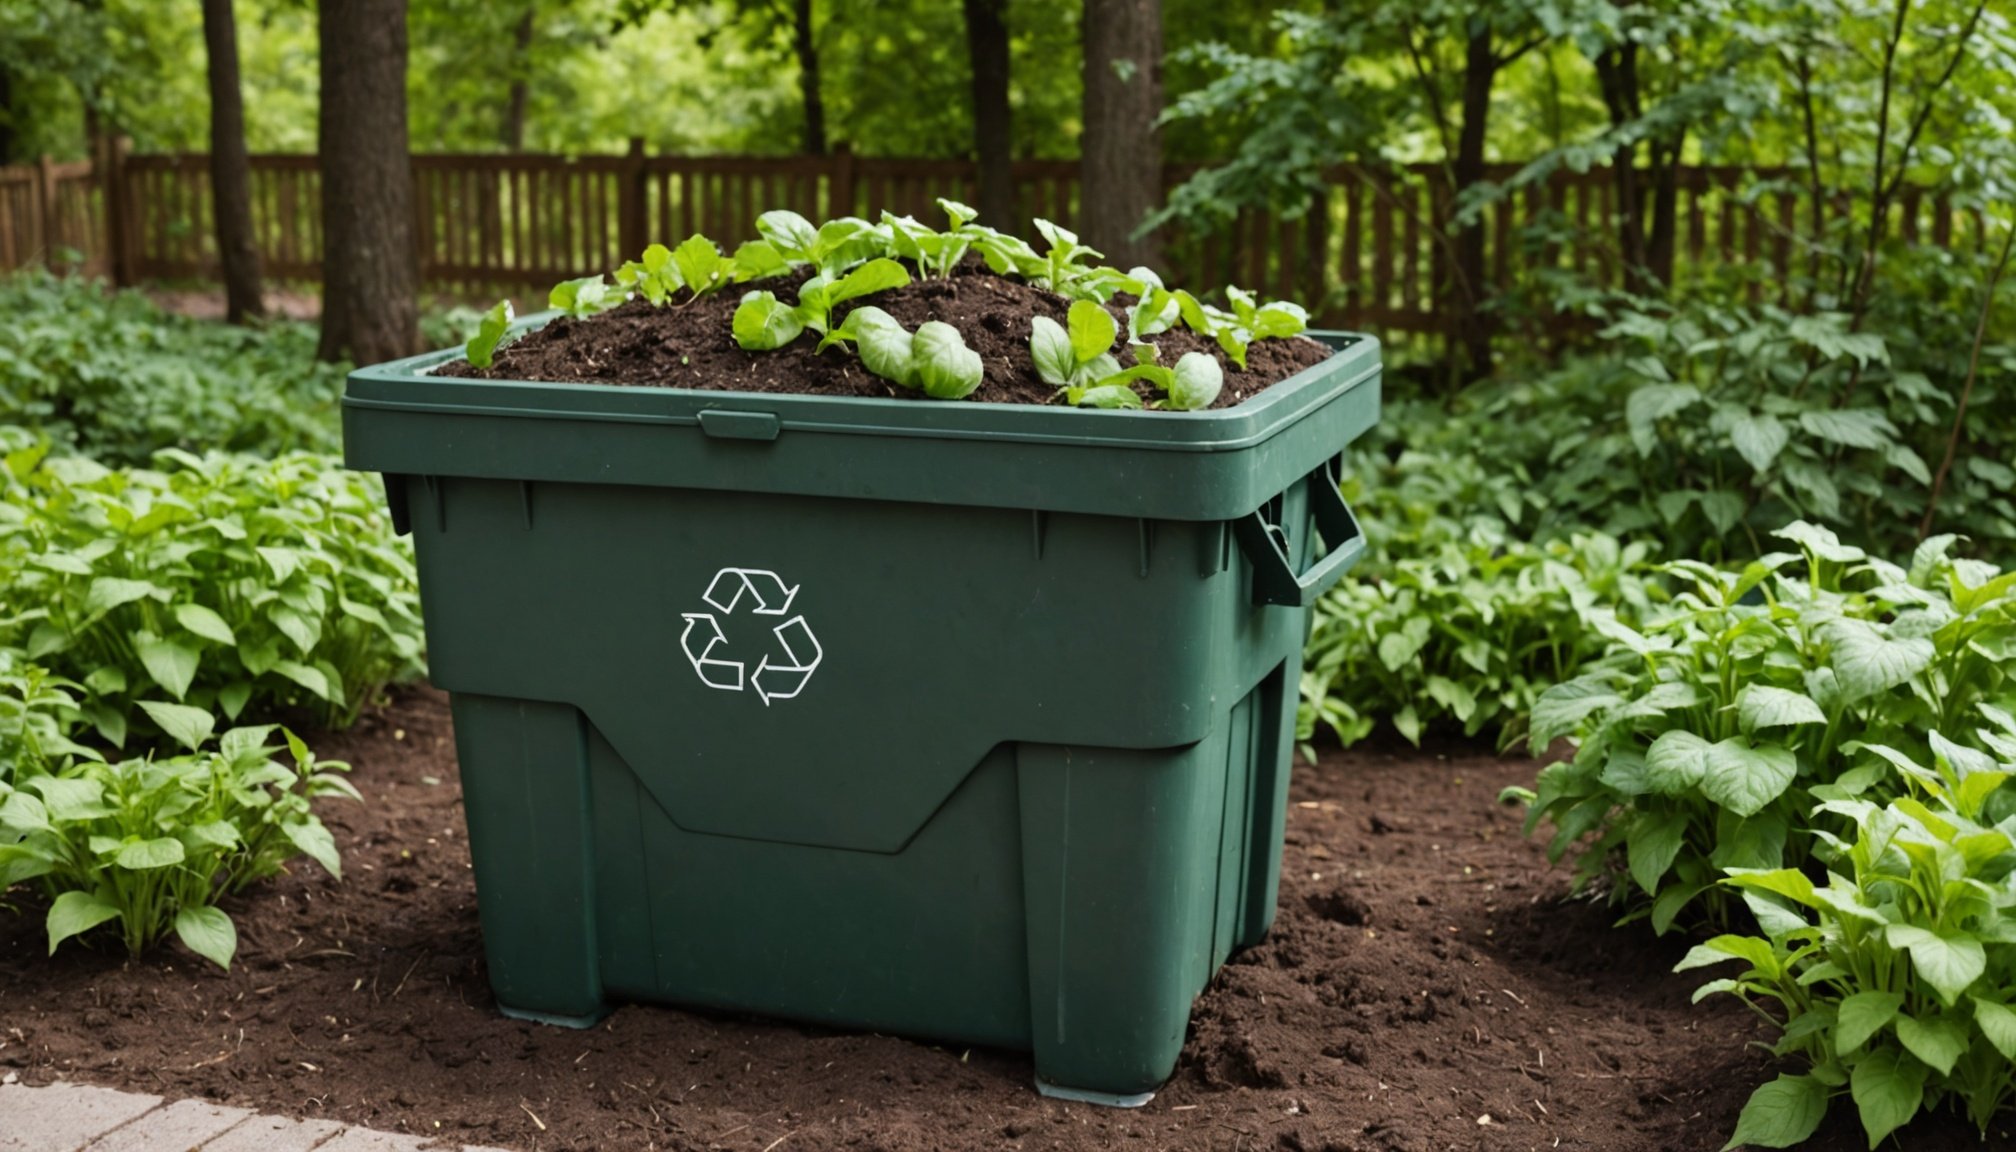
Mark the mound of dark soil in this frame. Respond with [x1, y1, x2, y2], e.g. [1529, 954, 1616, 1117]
[0, 691, 1993, 1151]
[435, 264, 1336, 409]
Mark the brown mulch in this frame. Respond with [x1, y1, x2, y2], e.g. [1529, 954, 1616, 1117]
[436, 264, 1336, 409]
[0, 686, 1993, 1151]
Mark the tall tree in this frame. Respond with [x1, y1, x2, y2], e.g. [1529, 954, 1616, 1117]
[501, 2, 535, 151]
[791, 0, 825, 153]
[201, 0, 263, 323]
[1079, 0, 1162, 269]
[963, 0, 1014, 227]
[615, 0, 826, 153]
[317, 0, 421, 365]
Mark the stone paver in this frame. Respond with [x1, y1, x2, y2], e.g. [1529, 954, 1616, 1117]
[0, 1081, 162, 1152]
[318, 1126, 432, 1151]
[84, 1099, 256, 1151]
[200, 1115, 347, 1152]
[0, 1081, 510, 1152]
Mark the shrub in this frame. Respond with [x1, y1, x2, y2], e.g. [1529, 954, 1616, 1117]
[0, 270, 346, 465]
[0, 710, 354, 969]
[0, 440, 423, 739]
[1514, 524, 2016, 934]
[1685, 717, 2016, 1148]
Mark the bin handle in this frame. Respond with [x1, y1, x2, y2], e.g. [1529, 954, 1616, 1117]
[1232, 456, 1366, 608]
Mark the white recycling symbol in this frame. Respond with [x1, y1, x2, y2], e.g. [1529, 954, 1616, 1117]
[679, 567, 823, 706]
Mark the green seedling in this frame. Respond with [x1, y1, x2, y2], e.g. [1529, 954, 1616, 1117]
[464, 299, 514, 368]
[819, 306, 983, 400]
[732, 257, 912, 351]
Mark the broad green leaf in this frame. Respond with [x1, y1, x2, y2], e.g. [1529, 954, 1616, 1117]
[1824, 618, 1934, 703]
[670, 235, 727, 296]
[1675, 934, 1779, 978]
[912, 322, 983, 401]
[173, 905, 237, 970]
[85, 577, 159, 619]
[1722, 1074, 1827, 1150]
[464, 300, 513, 368]
[1971, 998, 2016, 1060]
[1884, 924, 1986, 1004]
[138, 700, 215, 753]
[268, 605, 319, 655]
[46, 891, 122, 953]
[1069, 384, 1143, 409]
[1628, 810, 1686, 895]
[256, 546, 302, 584]
[1893, 1013, 1967, 1076]
[135, 633, 200, 700]
[1527, 678, 1623, 748]
[1737, 685, 1826, 731]
[1702, 739, 1798, 817]
[1849, 1049, 1925, 1148]
[116, 836, 185, 869]
[1645, 729, 1712, 794]
[218, 681, 252, 721]
[1726, 411, 1789, 473]
[1799, 408, 1898, 451]
[1066, 300, 1118, 363]
[731, 290, 806, 350]
[756, 210, 818, 258]
[1835, 991, 1903, 1055]
[1724, 868, 1821, 910]
[28, 776, 108, 822]
[271, 660, 335, 702]
[83, 665, 127, 695]
[175, 603, 237, 646]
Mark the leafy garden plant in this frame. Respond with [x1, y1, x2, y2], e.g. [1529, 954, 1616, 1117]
[1513, 523, 2016, 935]
[0, 440, 424, 740]
[464, 201, 1312, 411]
[1685, 720, 2016, 1148]
[0, 706, 353, 969]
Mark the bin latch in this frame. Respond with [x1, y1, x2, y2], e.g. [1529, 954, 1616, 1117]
[698, 409, 783, 442]
[1232, 455, 1366, 608]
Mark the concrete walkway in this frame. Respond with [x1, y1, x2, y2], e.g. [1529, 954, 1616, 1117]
[0, 1079, 512, 1152]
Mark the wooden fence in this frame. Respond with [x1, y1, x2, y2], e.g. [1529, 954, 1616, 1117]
[0, 142, 1994, 335]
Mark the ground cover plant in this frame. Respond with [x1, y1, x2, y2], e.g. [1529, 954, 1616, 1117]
[449, 201, 1322, 411]
[0, 710, 353, 969]
[0, 271, 346, 466]
[0, 436, 423, 740]
[1514, 524, 2016, 936]
[1683, 715, 2016, 1148]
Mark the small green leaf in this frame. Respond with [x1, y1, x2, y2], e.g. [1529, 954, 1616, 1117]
[1971, 998, 2016, 1060]
[1893, 1013, 1968, 1076]
[464, 300, 513, 368]
[1884, 925, 1986, 1004]
[284, 819, 343, 880]
[85, 577, 159, 619]
[1702, 739, 1798, 818]
[1066, 300, 1118, 363]
[1165, 352, 1223, 411]
[116, 837, 186, 870]
[174, 603, 237, 646]
[732, 290, 806, 351]
[1645, 729, 1712, 794]
[1628, 810, 1686, 895]
[137, 700, 216, 753]
[1736, 685, 1827, 732]
[911, 321, 983, 400]
[47, 891, 123, 954]
[1030, 316, 1075, 386]
[173, 905, 238, 970]
[135, 633, 201, 701]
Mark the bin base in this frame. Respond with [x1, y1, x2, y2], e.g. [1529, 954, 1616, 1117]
[498, 1003, 610, 1030]
[1035, 1079, 1155, 1109]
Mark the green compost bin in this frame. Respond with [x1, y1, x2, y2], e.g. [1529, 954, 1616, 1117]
[341, 328, 1380, 1105]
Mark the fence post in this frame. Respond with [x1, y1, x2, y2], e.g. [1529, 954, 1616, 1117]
[830, 144, 855, 220]
[36, 154, 59, 266]
[97, 135, 135, 285]
[619, 136, 647, 255]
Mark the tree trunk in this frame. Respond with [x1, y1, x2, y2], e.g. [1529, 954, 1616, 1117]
[1595, 42, 1681, 296]
[317, 0, 421, 365]
[793, 0, 826, 155]
[1079, 0, 1162, 270]
[501, 3, 535, 152]
[0, 64, 14, 165]
[202, 0, 265, 323]
[1449, 29, 1495, 382]
[963, 0, 1014, 229]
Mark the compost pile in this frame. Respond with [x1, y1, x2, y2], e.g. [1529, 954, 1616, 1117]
[437, 204, 1336, 410]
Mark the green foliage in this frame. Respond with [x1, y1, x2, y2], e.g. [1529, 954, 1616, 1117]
[0, 272, 344, 466]
[1517, 524, 2016, 935]
[464, 300, 515, 369]
[0, 442, 424, 737]
[816, 307, 983, 400]
[0, 721, 354, 969]
[1686, 720, 2016, 1146]
[1301, 428, 1665, 751]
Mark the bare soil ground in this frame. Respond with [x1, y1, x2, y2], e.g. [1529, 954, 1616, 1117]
[0, 686, 1990, 1151]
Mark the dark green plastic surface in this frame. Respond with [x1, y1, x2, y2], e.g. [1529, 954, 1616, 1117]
[342, 329, 1380, 1100]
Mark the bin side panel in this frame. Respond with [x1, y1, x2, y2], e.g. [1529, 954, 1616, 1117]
[605, 737, 1033, 1048]
[450, 693, 606, 1024]
[405, 475, 1298, 855]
